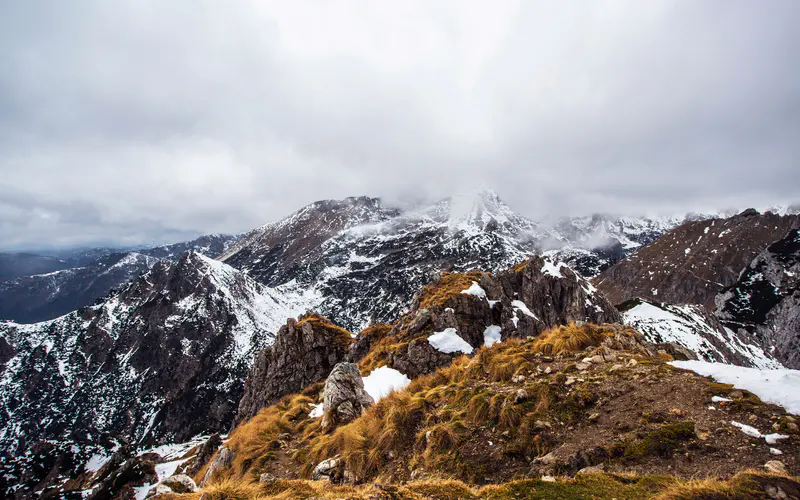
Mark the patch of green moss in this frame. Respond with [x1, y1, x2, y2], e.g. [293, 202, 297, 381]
[613, 421, 696, 459]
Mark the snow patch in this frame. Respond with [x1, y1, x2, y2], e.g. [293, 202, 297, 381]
[483, 325, 502, 347]
[670, 361, 800, 414]
[427, 328, 473, 354]
[362, 366, 411, 402]
[309, 403, 324, 419]
[541, 260, 567, 278]
[461, 281, 487, 299]
[511, 300, 538, 320]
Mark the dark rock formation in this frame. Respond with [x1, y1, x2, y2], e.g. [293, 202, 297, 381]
[187, 433, 222, 477]
[87, 455, 158, 500]
[200, 447, 235, 486]
[717, 228, 800, 368]
[321, 363, 374, 431]
[362, 256, 621, 378]
[236, 314, 353, 424]
[0, 252, 291, 462]
[594, 210, 799, 309]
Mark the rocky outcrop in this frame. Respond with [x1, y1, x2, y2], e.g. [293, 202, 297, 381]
[236, 314, 353, 424]
[87, 455, 159, 500]
[200, 446, 235, 486]
[594, 210, 799, 309]
[717, 228, 800, 368]
[321, 363, 374, 431]
[146, 475, 198, 497]
[187, 433, 222, 477]
[359, 256, 621, 377]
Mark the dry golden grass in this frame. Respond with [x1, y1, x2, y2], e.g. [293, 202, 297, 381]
[358, 334, 405, 372]
[417, 271, 489, 310]
[296, 312, 354, 347]
[181, 472, 800, 499]
[208, 389, 324, 484]
[652, 470, 795, 499]
[532, 322, 631, 355]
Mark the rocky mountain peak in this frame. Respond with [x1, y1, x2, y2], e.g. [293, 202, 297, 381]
[445, 187, 539, 235]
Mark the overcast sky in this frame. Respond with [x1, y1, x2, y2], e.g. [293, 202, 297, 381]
[1, 1, 798, 250]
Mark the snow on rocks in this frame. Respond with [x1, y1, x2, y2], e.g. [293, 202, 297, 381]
[427, 328, 474, 355]
[511, 300, 539, 320]
[626, 301, 780, 369]
[309, 403, 324, 419]
[731, 421, 789, 444]
[483, 325, 502, 348]
[362, 366, 411, 402]
[541, 259, 567, 278]
[670, 360, 800, 414]
[310, 366, 411, 419]
[461, 281, 487, 299]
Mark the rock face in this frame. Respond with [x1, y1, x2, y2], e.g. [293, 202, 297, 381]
[87, 455, 159, 500]
[321, 363, 374, 431]
[236, 314, 354, 424]
[717, 228, 800, 368]
[621, 299, 779, 368]
[201, 447, 235, 486]
[0, 252, 306, 462]
[357, 256, 621, 378]
[594, 210, 799, 309]
[188, 433, 222, 477]
[0, 234, 236, 324]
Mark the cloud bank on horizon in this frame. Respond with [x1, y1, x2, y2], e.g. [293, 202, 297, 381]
[1, 1, 798, 250]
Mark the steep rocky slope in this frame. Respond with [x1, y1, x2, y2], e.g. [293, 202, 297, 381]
[594, 209, 800, 309]
[0, 234, 235, 323]
[620, 299, 778, 368]
[717, 228, 800, 368]
[0, 252, 308, 463]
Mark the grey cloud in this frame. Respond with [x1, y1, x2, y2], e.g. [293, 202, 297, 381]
[0, 0, 798, 250]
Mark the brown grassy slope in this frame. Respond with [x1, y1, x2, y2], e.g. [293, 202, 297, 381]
[195, 323, 799, 493]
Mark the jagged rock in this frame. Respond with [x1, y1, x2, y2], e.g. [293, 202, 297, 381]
[259, 472, 278, 483]
[236, 314, 353, 424]
[88, 456, 158, 500]
[322, 363, 374, 431]
[160, 475, 198, 494]
[657, 342, 698, 361]
[717, 228, 800, 368]
[391, 338, 457, 379]
[188, 433, 222, 476]
[312, 457, 344, 482]
[201, 447, 235, 486]
[764, 460, 788, 475]
[383, 256, 621, 378]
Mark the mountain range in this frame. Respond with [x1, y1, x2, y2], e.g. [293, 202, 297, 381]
[1, 189, 799, 498]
